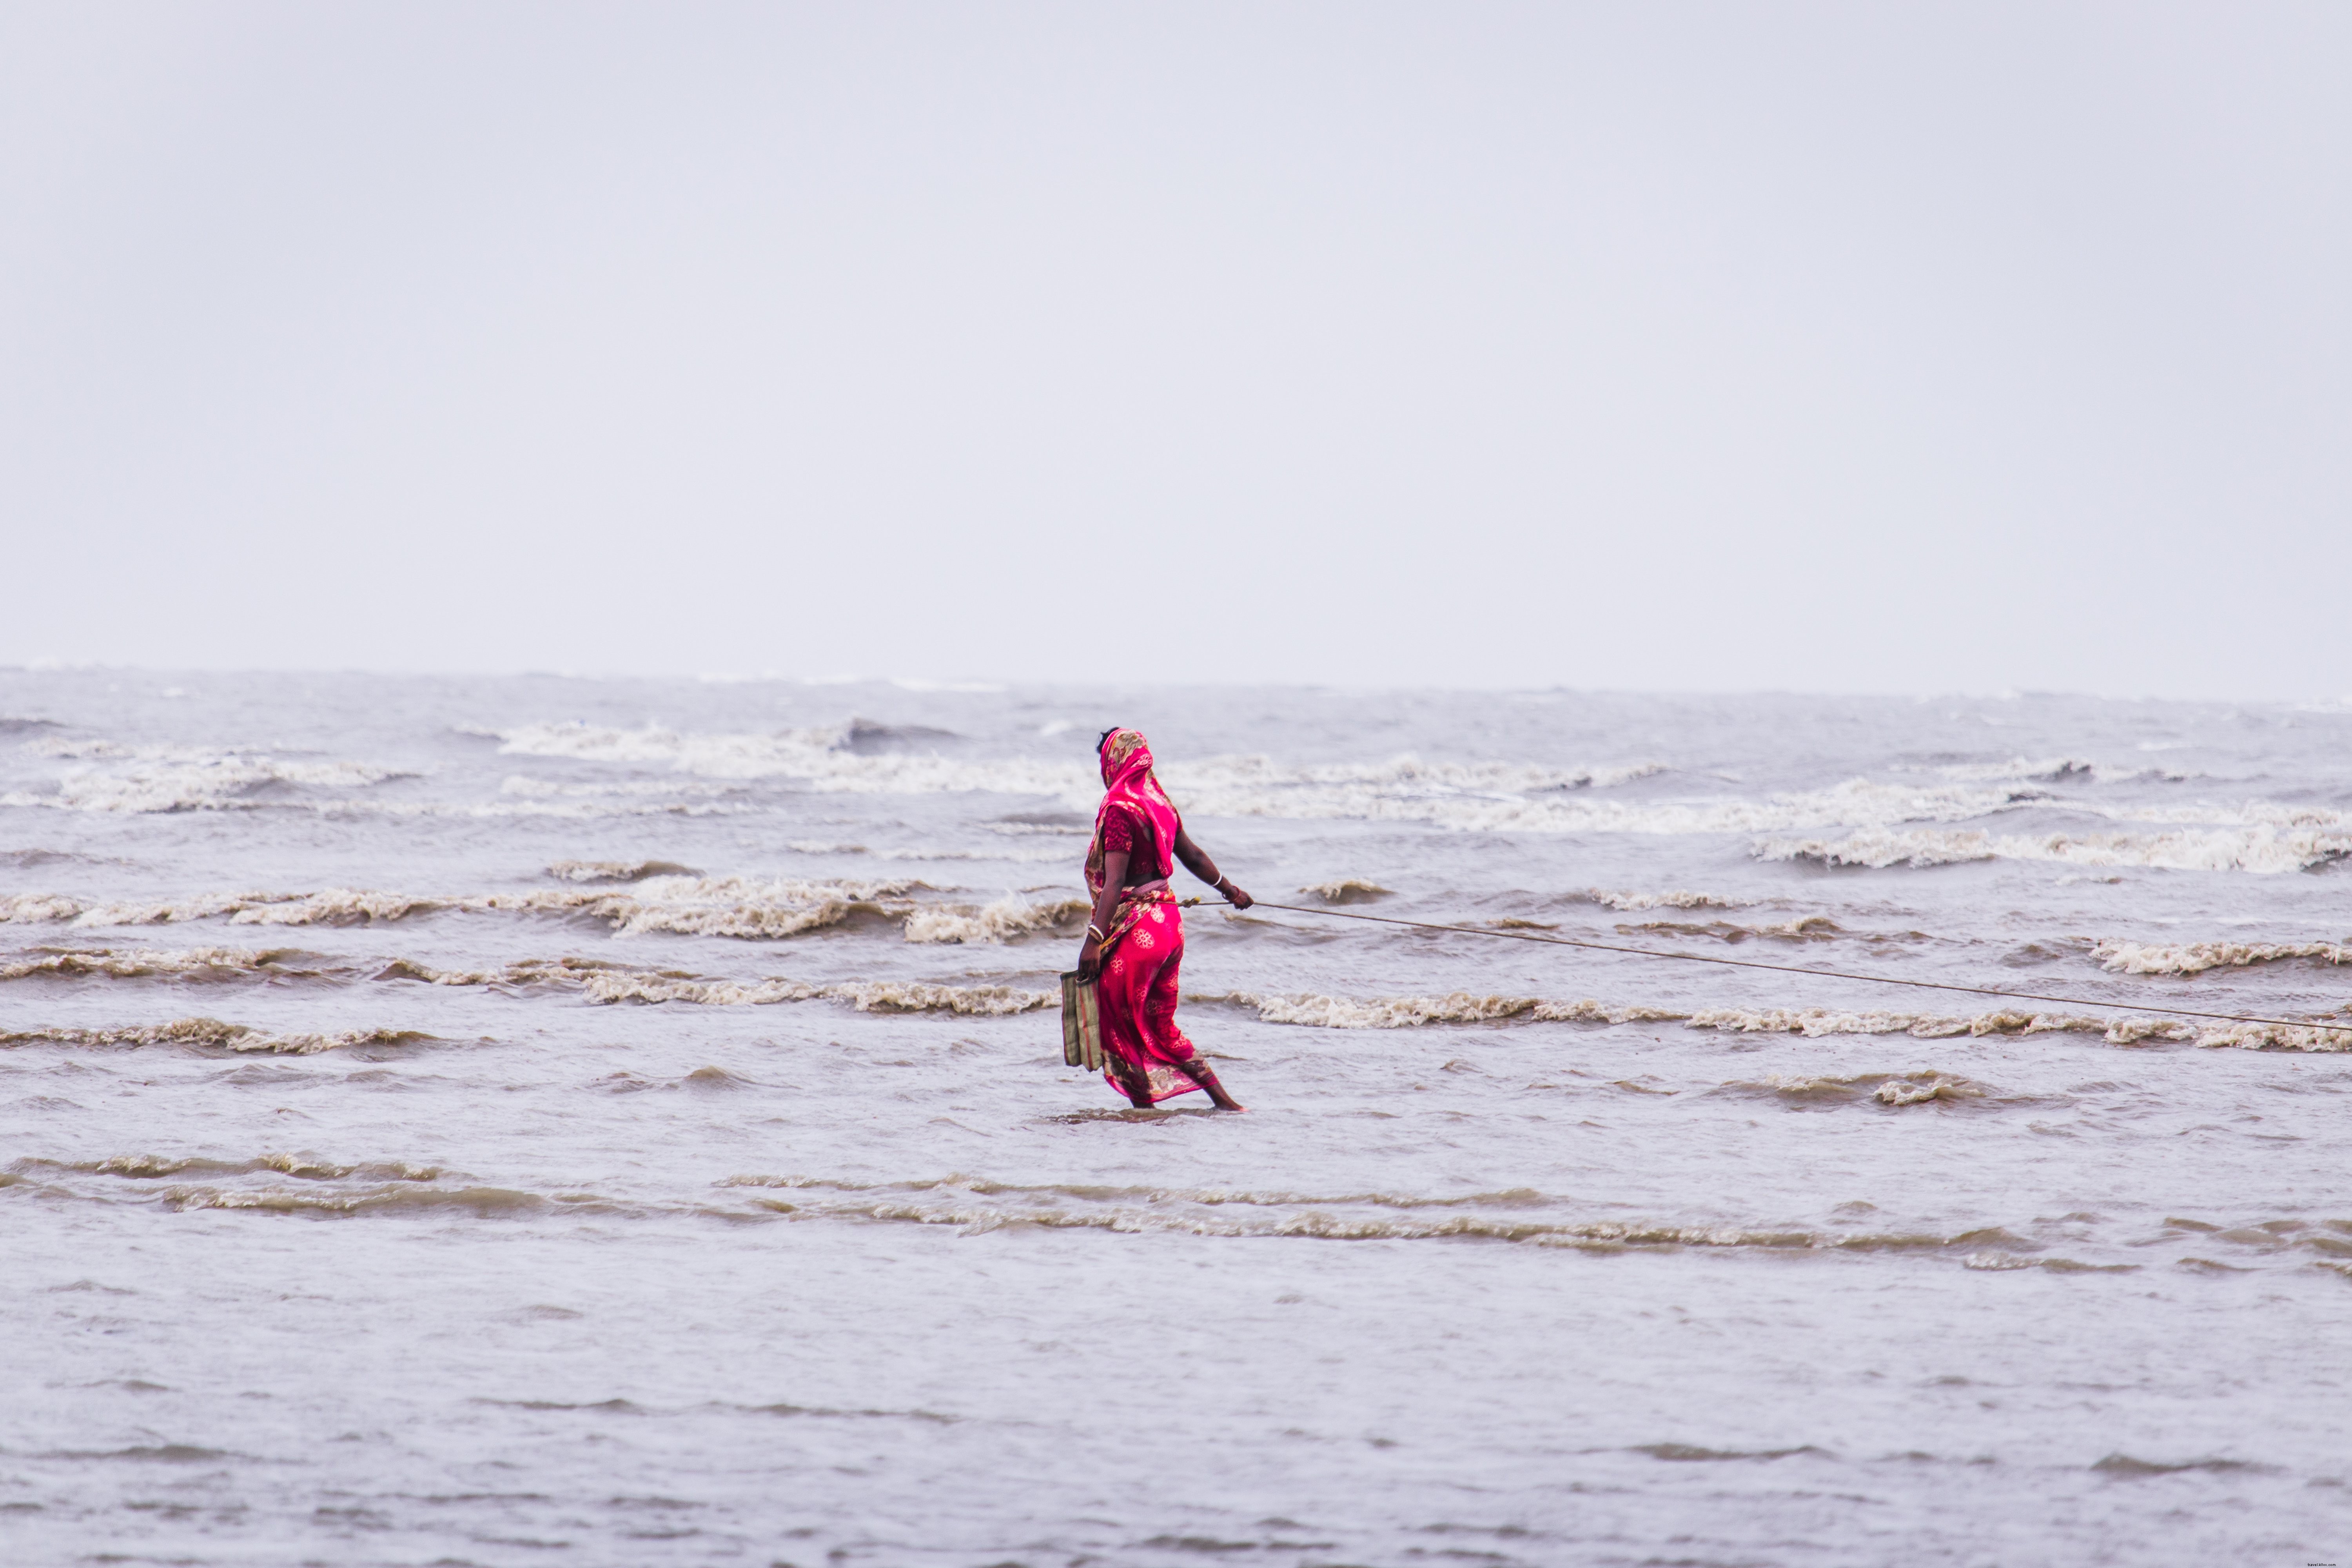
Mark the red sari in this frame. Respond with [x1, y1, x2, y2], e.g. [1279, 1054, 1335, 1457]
[1085, 730, 1205, 1104]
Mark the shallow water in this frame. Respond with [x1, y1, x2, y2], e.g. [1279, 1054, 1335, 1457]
[4, 671, 2351, 1566]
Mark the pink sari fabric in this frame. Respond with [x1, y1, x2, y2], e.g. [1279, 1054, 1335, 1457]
[1085, 729, 1203, 1103]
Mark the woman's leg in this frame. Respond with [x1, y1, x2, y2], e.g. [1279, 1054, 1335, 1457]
[1149, 947, 1244, 1111]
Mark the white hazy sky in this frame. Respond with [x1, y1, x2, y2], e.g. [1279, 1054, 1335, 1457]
[1, 3, 2345, 696]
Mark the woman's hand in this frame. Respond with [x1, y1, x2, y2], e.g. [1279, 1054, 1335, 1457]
[1223, 882, 1254, 911]
[1076, 936, 1103, 979]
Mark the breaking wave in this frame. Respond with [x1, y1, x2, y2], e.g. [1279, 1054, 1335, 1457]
[712, 1174, 2131, 1263]
[544, 859, 699, 883]
[1621, 916, 1843, 943]
[1711, 1071, 1993, 1108]
[1576, 888, 1756, 911]
[18, 1152, 444, 1182]
[0, 876, 937, 941]
[2092, 939, 2352, 975]
[1935, 756, 2200, 786]
[1302, 878, 1390, 904]
[581, 974, 1052, 1015]
[0, 946, 328, 982]
[5, 740, 411, 813]
[1756, 825, 2352, 874]
[902, 894, 1090, 944]
[0, 1017, 434, 1054]
[1197, 989, 2351, 1050]
[492, 723, 2084, 836]
[1200, 991, 1684, 1029]
[0, 941, 1050, 1016]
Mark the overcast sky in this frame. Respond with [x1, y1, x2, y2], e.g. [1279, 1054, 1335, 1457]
[1, 3, 2345, 696]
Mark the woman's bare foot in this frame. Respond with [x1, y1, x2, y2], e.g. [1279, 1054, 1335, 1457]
[1181, 1060, 1245, 1111]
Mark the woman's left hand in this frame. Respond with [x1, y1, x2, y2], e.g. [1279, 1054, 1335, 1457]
[1076, 937, 1102, 979]
[1224, 884, 1254, 911]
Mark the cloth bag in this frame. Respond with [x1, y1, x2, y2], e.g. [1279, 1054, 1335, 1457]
[1059, 971, 1105, 1071]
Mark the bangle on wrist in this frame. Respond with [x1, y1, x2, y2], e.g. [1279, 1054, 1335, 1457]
[1086, 923, 1106, 942]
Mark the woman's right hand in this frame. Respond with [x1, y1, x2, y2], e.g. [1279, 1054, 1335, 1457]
[1076, 937, 1102, 979]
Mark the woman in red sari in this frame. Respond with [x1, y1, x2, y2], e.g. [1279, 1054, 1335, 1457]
[1075, 728, 1251, 1111]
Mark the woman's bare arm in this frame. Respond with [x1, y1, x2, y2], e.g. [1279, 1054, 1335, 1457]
[1173, 828, 1253, 909]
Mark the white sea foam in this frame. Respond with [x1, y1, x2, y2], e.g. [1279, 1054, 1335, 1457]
[0, 876, 934, 940]
[0, 1016, 429, 1054]
[0, 946, 309, 981]
[490, 875, 928, 940]
[1934, 756, 2199, 785]
[4, 742, 411, 813]
[876, 846, 1076, 864]
[1172, 769, 2040, 836]
[901, 894, 1089, 945]
[1684, 1006, 2130, 1040]
[581, 973, 1051, 1014]
[1578, 888, 1757, 911]
[493, 721, 1085, 796]
[2091, 939, 2352, 975]
[2194, 1022, 2352, 1052]
[544, 860, 699, 883]
[490, 723, 1837, 833]
[1203, 991, 1683, 1029]
[1756, 825, 2352, 873]
[1190, 988, 2335, 1049]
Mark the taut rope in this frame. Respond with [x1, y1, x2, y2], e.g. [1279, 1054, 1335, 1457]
[1177, 897, 2352, 1038]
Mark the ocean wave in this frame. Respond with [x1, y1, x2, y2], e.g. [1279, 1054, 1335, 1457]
[1194, 987, 2350, 1049]
[0, 876, 935, 940]
[1302, 878, 1390, 904]
[901, 894, 1089, 945]
[505, 722, 2024, 835]
[0, 939, 1047, 1016]
[875, 846, 1076, 864]
[5, 741, 411, 813]
[494, 720, 1084, 795]
[1198, 990, 1684, 1029]
[1171, 770, 2048, 836]
[582, 974, 1052, 1015]
[370, 956, 632, 988]
[154, 1183, 563, 1217]
[1755, 825, 2352, 873]
[1935, 756, 2200, 786]
[1577, 888, 1757, 911]
[0, 946, 325, 982]
[0, 1017, 434, 1054]
[490, 876, 927, 940]
[544, 859, 700, 882]
[1683, 1005, 2145, 1041]
[499, 776, 740, 801]
[717, 1174, 2084, 1258]
[1711, 1071, 1994, 1107]
[497, 721, 2334, 840]
[1622, 917, 1842, 943]
[17, 1152, 443, 1182]
[2092, 939, 2352, 975]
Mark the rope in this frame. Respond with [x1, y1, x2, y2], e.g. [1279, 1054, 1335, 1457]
[1176, 897, 2352, 1038]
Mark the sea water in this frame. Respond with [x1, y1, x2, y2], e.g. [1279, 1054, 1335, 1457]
[3, 670, 2350, 1566]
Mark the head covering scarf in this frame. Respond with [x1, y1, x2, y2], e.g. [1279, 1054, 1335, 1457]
[1084, 728, 1181, 903]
